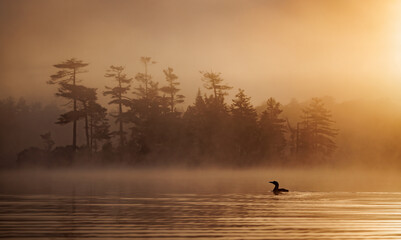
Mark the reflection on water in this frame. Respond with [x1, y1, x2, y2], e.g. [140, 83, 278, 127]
[1, 192, 401, 239]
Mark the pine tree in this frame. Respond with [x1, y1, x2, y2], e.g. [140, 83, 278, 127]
[298, 98, 338, 157]
[40, 132, 55, 152]
[87, 101, 111, 152]
[47, 58, 89, 150]
[230, 89, 258, 160]
[104, 65, 132, 148]
[55, 83, 97, 148]
[183, 89, 208, 156]
[160, 67, 184, 112]
[134, 57, 157, 100]
[259, 97, 287, 159]
[200, 71, 232, 100]
[130, 58, 176, 157]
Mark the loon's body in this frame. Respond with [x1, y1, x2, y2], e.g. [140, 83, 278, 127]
[269, 181, 289, 195]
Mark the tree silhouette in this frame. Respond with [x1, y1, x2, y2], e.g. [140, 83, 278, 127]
[104, 65, 132, 148]
[200, 71, 232, 100]
[259, 97, 287, 159]
[298, 98, 338, 158]
[135, 57, 157, 100]
[47, 58, 88, 150]
[129, 57, 179, 158]
[40, 132, 55, 152]
[230, 89, 258, 161]
[184, 87, 230, 163]
[87, 101, 110, 152]
[76, 85, 97, 148]
[160, 67, 185, 112]
[183, 90, 208, 156]
[129, 86, 171, 158]
[54, 83, 97, 148]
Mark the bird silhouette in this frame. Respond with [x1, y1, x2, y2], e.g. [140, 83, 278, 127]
[269, 181, 289, 195]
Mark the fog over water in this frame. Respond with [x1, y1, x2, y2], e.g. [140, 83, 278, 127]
[2, 0, 401, 168]
[2, 168, 401, 195]
[2, 0, 401, 238]
[2, 168, 401, 239]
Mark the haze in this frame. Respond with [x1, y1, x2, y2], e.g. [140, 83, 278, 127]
[4, 2, 401, 239]
[1, 0, 401, 105]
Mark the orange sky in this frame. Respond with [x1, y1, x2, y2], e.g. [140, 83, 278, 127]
[1, 0, 401, 106]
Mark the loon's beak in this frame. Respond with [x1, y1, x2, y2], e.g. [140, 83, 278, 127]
[269, 181, 274, 184]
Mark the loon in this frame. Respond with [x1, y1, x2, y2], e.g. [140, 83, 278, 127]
[269, 181, 289, 195]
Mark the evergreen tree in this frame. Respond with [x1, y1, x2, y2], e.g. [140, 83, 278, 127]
[160, 67, 185, 112]
[183, 88, 231, 164]
[76, 85, 97, 148]
[87, 101, 111, 152]
[47, 58, 89, 150]
[200, 71, 232, 100]
[129, 89, 171, 157]
[197, 72, 232, 163]
[230, 89, 258, 161]
[298, 98, 338, 157]
[285, 118, 297, 156]
[183, 90, 208, 156]
[130, 57, 184, 159]
[55, 84, 97, 148]
[104, 65, 132, 148]
[259, 97, 287, 159]
[40, 132, 55, 152]
[134, 57, 157, 100]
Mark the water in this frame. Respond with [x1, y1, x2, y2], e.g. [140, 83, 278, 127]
[1, 169, 401, 239]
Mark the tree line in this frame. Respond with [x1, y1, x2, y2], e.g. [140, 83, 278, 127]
[16, 57, 338, 167]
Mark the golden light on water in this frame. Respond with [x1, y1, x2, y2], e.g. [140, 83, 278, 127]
[2, 169, 401, 239]
[2, 1, 401, 239]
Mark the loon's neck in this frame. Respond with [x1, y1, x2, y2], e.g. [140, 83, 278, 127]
[273, 184, 279, 190]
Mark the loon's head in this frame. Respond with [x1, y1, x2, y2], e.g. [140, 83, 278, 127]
[269, 181, 279, 186]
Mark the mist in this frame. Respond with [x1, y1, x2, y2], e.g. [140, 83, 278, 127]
[4, 1, 401, 239]
[2, 168, 401, 197]
[2, 0, 401, 105]
[1, 0, 401, 186]
[3, 92, 401, 169]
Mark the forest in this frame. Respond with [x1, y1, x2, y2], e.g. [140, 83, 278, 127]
[2, 57, 401, 168]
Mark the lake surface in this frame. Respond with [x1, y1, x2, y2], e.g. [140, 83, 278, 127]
[1, 169, 401, 239]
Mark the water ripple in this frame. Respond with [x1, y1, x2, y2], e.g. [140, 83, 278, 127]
[1, 192, 401, 239]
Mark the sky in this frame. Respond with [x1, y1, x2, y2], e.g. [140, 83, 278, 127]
[1, 0, 401, 106]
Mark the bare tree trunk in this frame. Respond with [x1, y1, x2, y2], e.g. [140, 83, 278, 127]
[119, 101, 124, 148]
[118, 76, 124, 149]
[73, 68, 77, 151]
[170, 92, 174, 112]
[84, 104, 89, 148]
[118, 76, 124, 162]
[145, 63, 148, 99]
[90, 116, 93, 152]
